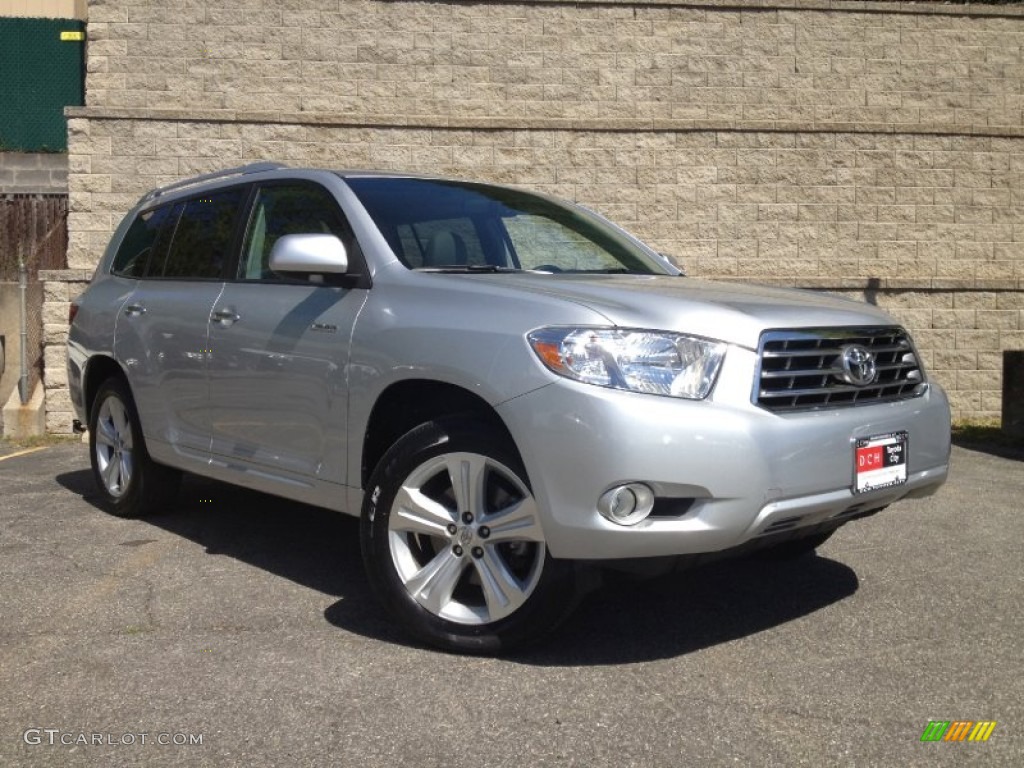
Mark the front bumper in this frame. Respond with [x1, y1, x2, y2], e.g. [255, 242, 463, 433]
[496, 347, 951, 560]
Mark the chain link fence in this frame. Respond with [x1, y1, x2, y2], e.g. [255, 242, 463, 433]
[0, 194, 68, 404]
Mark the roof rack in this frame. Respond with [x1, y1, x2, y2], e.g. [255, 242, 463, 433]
[140, 162, 287, 203]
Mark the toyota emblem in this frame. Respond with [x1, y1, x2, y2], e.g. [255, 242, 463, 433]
[839, 344, 877, 387]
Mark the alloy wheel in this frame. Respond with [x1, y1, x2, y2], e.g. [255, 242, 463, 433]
[387, 451, 546, 625]
[93, 395, 134, 498]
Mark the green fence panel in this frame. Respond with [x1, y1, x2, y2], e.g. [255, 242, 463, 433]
[0, 17, 85, 152]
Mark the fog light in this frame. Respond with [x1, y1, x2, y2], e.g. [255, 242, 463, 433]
[598, 483, 655, 526]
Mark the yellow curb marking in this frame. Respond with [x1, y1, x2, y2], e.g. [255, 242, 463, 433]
[0, 446, 48, 462]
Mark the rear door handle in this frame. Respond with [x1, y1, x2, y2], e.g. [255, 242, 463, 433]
[212, 307, 241, 325]
[123, 303, 146, 317]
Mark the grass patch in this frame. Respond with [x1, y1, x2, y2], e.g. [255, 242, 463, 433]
[4, 433, 80, 450]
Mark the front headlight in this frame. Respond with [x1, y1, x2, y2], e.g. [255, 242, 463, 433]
[527, 327, 727, 399]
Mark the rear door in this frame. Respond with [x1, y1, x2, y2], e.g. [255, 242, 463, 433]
[114, 187, 246, 457]
[206, 181, 366, 483]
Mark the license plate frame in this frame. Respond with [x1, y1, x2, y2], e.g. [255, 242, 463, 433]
[853, 431, 908, 494]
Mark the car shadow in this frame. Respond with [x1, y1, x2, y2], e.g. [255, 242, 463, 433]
[58, 468, 370, 594]
[508, 555, 858, 666]
[57, 468, 860, 664]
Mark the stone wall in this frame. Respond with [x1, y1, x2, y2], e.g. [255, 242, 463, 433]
[40, 269, 89, 434]
[83, 0, 1023, 130]
[47, 0, 1024, 429]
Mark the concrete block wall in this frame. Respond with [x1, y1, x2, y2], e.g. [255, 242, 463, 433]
[0, 153, 68, 195]
[40, 269, 89, 434]
[82, 0, 1023, 130]
[45, 0, 1024, 429]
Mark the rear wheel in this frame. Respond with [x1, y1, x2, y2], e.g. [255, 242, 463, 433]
[89, 377, 180, 518]
[361, 417, 575, 653]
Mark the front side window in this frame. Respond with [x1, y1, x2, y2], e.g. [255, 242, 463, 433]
[238, 183, 351, 280]
[153, 188, 245, 279]
[111, 204, 175, 277]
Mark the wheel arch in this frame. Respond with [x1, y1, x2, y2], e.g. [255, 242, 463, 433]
[360, 378, 521, 488]
[82, 355, 129, 420]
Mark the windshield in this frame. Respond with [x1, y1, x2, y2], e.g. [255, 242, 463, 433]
[343, 177, 675, 275]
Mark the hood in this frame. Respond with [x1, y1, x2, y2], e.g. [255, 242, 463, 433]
[465, 273, 895, 349]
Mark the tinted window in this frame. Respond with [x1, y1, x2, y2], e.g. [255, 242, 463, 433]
[153, 188, 245, 279]
[111, 205, 175, 277]
[239, 184, 351, 280]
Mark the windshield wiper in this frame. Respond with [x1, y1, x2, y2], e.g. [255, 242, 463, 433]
[418, 264, 521, 273]
[574, 268, 650, 274]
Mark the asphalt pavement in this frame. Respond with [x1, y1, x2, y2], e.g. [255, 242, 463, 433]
[0, 439, 1020, 767]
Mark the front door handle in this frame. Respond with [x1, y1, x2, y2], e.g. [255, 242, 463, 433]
[123, 303, 146, 317]
[212, 307, 241, 325]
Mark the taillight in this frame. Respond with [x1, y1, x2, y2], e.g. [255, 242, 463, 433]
[69, 302, 79, 325]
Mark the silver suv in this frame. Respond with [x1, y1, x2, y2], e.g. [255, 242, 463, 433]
[68, 163, 951, 653]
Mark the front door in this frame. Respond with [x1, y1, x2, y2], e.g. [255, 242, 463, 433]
[205, 182, 366, 483]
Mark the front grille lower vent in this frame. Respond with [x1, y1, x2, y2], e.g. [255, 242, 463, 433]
[755, 327, 927, 412]
[760, 517, 801, 536]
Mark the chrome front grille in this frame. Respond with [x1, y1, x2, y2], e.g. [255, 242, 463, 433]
[754, 327, 927, 412]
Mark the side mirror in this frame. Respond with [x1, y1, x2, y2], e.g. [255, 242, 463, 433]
[269, 234, 349, 275]
[659, 252, 686, 276]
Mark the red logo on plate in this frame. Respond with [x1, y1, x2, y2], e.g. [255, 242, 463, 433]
[857, 445, 884, 471]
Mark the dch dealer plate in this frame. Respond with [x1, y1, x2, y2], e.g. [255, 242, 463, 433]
[854, 431, 908, 494]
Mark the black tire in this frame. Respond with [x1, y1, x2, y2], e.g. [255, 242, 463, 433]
[88, 377, 180, 518]
[360, 417, 576, 654]
[758, 530, 836, 561]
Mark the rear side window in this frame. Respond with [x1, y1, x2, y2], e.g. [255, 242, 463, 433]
[111, 205, 175, 277]
[151, 188, 245, 279]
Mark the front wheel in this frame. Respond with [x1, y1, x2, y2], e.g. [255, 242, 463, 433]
[88, 377, 180, 518]
[360, 417, 576, 654]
